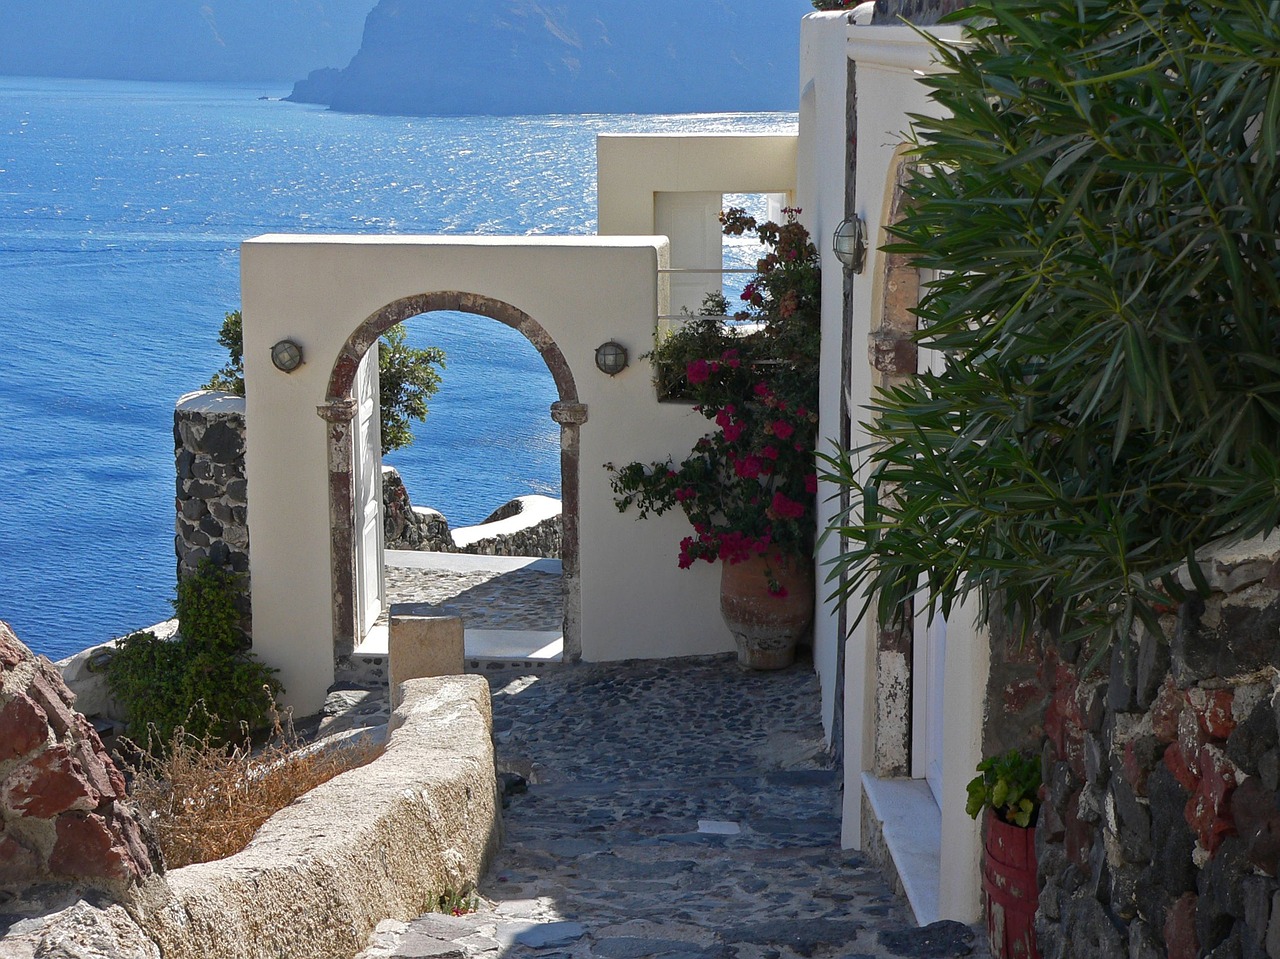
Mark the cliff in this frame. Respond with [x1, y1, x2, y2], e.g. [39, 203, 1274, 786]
[287, 0, 816, 116]
[0, 1, 372, 84]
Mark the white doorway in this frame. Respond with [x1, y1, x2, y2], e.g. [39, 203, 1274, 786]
[353, 345, 385, 638]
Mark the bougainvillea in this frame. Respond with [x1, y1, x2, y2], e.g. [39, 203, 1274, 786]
[607, 209, 820, 593]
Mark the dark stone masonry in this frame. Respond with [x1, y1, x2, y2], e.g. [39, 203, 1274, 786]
[1035, 537, 1280, 959]
[0, 622, 162, 914]
[173, 391, 249, 580]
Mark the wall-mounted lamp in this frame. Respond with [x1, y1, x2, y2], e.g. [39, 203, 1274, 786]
[270, 339, 304, 373]
[832, 216, 868, 274]
[594, 341, 629, 376]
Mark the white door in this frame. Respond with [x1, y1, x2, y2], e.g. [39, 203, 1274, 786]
[353, 345, 384, 637]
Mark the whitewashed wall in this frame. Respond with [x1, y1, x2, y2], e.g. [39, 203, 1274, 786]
[241, 235, 737, 713]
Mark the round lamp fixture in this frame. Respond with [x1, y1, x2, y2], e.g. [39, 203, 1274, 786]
[833, 216, 868, 274]
[270, 339, 304, 373]
[595, 340, 628, 376]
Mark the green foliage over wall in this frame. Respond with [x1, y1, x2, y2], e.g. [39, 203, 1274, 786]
[826, 0, 1280, 654]
[377, 325, 445, 456]
[105, 561, 282, 748]
[205, 311, 445, 455]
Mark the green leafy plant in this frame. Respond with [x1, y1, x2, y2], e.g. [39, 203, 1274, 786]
[377, 324, 446, 456]
[824, 0, 1280, 658]
[205, 311, 445, 455]
[105, 560, 282, 748]
[608, 209, 821, 592]
[966, 750, 1042, 828]
[204, 310, 245, 395]
[436, 887, 480, 916]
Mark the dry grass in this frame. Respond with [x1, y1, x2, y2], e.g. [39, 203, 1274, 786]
[128, 711, 383, 869]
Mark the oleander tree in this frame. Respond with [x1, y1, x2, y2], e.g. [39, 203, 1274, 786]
[825, 0, 1280, 656]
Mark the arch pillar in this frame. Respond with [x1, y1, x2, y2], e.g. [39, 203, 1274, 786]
[551, 401, 588, 661]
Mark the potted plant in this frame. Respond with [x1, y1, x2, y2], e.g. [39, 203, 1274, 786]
[967, 750, 1042, 959]
[607, 208, 821, 669]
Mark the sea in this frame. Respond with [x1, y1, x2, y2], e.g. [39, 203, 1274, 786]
[0, 75, 795, 662]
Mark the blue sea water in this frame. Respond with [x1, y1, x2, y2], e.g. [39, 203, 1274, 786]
[0, 76, 796, 661]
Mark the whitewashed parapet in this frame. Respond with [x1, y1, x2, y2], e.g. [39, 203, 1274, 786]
[174, 389, 250, 585]
[452, 495, 562, 559]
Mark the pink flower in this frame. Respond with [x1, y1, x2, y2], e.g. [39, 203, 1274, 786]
[678, 537, 695, 569]
[715, 408, 734, 429]
[687, 359, 711, 384]
[735, 456, 763, 479]
[753, 383, 771, 398]
[767, 583, 790, 599]
[770, 492, 806, 519]
[674, 486, 695, 502]
[772, 420, 795, 440]
[804, 474, 818, 494]
[723, 421, 745, 442]
[722, 349, 742, 369]
[761, 446, 780, 460]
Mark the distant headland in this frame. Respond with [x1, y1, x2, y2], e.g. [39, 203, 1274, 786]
[286, 0, 816, 117]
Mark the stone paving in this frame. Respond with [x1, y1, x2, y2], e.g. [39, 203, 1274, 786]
[352, 654, 989, 959]
[378, 562, 564, 632]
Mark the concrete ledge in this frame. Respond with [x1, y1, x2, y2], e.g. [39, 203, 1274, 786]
[6, 676, 500, 959]
[861, 773, 941, 926]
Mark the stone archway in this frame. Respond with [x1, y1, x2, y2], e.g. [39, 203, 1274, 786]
[317, 291, 586, 664]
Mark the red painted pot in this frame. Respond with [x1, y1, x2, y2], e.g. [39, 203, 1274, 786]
[719, 553, 814, 670]
[983, 810, 1041, 959]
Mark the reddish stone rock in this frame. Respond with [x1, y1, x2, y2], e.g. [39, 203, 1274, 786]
[1185, 745, 1238, 854]
[0, 693, 49, 763]
[1177, 708, 1208, 779]
[1164, 740, 1199, 793]
[49, 812, 133, 882]
[1, 745, 97, 818]
[1151, 677, 1185, 744]
[0, 833, 41, 884]
[1164, 892, 1199, 959]
[0, 623, 26, 668]
[73, 742, 119, 802]
[114, 807, 157, 878]
[28, 671, 76, 738]
[71, 715, 128, 796]
[1003, 677, 1042, 715]
[1189, 688, 1236, 740]
[1121, 737, 1160, 796]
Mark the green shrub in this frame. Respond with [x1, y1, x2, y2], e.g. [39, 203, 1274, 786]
[825, 0, 1280, 657]
[106, 561, 282, 748]
[205, 311, 445, 455]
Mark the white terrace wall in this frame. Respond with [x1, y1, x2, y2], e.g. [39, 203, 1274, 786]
[597, 133, 799, 319]
[799, 13, 985, 923]
[241, 235, 736, 714]
[798, 10, 859, 750]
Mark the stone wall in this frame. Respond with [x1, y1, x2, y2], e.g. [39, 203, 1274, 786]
[382, 467, 453, 551]
[0, 622, 161, 915]
[1036, 534, 1280, 959]
[174, 391, 249, 580]
[3, 674, 499, 959]
[452, 496, 562, 560]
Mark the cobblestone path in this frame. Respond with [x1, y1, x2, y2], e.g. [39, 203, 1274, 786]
[357, 655, 987, 959]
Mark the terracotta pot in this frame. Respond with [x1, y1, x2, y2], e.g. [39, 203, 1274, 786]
[983, 809, 1041, 959]
[719, 553, 814, 670]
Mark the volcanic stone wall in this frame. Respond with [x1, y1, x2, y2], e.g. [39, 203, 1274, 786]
[0, 622, 161, 913]
[1036, 535, 1280, 959]
[174, 391, 249, 580]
